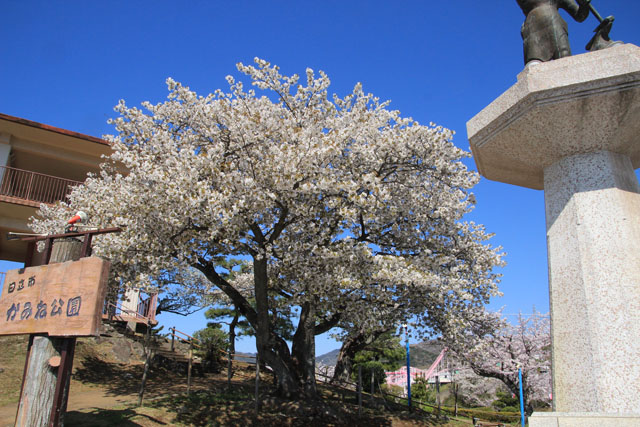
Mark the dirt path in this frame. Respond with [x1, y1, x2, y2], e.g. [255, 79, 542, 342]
[0, 366, 243, 426]
[0, 386, 139, 426]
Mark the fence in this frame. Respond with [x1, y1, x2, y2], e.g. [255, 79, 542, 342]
[314, 368, 520, 424]
[182, 348, 520, 424]
[0, 165, 81, 205]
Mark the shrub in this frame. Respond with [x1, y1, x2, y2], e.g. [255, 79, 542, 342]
[193, 324, 228, 372]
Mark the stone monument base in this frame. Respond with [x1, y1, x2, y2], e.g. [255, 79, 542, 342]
[529, 412, 640, 427]
[467, 45, 640, 419]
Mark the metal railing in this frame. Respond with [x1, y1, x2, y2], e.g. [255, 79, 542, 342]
[0, 165, 81, 205]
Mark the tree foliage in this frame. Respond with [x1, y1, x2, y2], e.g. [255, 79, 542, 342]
[154, 267, 215, 316]
[411, 377, 434, 403]
[32, 58, 503, 398]
[193, 323, 228, 373]
[351, 332, 404, 387]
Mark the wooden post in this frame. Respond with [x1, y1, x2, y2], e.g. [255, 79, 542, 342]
[454, 382, 459, 417]
[254, 354, 260, 416]
[171, 327, 175, 352]
[15, 238, 82, 427]
[376, 378, 391, 411]
[357, 365, 362, 416]
[370, 368, 375, 404]
[436, 375, 441, 415]
[137, 321, 152, 407]
[227, 347, 232, 390]
[187, 341, 193, 394]
[147, 293, 157, 323]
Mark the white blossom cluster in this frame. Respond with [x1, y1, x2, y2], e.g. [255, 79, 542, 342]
[447, 311, 552, 412]
[32, 58, 503, 377]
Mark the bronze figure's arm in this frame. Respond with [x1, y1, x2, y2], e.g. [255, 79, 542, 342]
[559, 0, 591, 22]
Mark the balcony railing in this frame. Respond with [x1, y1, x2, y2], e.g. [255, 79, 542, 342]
[0, 165, 81, 206]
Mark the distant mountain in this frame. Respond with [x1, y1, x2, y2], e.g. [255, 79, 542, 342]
[315, 340, 445, 369]
[316, 348, 340, 366]
[409, 340, 445, 368]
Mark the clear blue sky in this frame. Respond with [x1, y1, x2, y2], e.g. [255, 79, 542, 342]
[1, 1, 638, 355]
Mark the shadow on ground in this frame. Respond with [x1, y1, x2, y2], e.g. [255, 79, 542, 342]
[72, 357, 444, 426]
[74, 355, 211, 398]
[148, 388, 444, 426]
[65, 407, 168, 426]
[74, 356, 143, 396]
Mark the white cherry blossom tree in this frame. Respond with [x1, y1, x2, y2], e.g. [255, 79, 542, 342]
[446, 311, 551, 415]
[32, 58, 503, 397]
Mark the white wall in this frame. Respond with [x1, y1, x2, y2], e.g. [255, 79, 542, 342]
[0, 134, 11, 184]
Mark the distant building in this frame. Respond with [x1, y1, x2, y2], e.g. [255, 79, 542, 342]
[386, 366, 452, 388]
[0, 113, 157, 326]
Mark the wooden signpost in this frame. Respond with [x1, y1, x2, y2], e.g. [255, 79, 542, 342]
[0, 228, 119, 427]
[0, 257, 110, 337]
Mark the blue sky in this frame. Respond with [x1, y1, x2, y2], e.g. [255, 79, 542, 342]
[1, 1, 638, 355]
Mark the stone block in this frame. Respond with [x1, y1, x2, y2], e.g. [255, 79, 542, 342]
[529, 412, 640, 427]
[467, 44, 640, 189]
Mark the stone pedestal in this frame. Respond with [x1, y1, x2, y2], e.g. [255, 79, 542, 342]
[467, 44, 640, 426]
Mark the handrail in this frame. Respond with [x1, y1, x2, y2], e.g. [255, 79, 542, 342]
[0, 165, 82, 206]
[168, 326, 201, 348]
[171, 327, 197, 342]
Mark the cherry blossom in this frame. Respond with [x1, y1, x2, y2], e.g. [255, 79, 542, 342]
[32, 58, 504, 397]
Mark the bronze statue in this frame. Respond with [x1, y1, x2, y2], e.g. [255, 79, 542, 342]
[516, 0, 591, 64]
[585, 14, 621, 52]
[517, 0, 621, 65]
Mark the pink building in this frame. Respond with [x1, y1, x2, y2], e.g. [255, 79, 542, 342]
[385, 348, 450, 390]
[385, 366, 431, 388]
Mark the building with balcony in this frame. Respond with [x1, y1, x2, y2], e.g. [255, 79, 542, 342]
[0, 112, 111, 262]
[0, 112, 157, 326]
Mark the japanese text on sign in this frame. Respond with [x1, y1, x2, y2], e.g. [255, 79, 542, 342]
[5, 297, 82, 322]
[0, 257, 109, 337]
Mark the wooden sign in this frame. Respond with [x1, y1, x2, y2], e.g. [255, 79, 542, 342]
[0, 257, 110, 337]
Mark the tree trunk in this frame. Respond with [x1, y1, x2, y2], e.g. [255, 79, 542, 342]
[471, 366, 535, 416]
[196, 258, 301, 397]
[137, 327, 152, 407]
[331, 329, 386, 384]
[229, 310, 239, 356]
[291, 302, 317, 397]
[227, 311, 238, 389]
[252, 258, 300, 397]
[16, 238, 83, 427]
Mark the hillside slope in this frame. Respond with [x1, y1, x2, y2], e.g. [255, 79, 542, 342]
[0, 328, 470, 426]
[316, 339, 445, 369]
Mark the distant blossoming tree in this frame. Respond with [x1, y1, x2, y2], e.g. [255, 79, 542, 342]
[446, 311, 551, 415]
[32, 58, 503, 398]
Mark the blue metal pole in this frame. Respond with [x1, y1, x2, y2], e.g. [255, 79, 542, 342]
[518, 368, 525, 426]
[406, 327, 411, 410]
